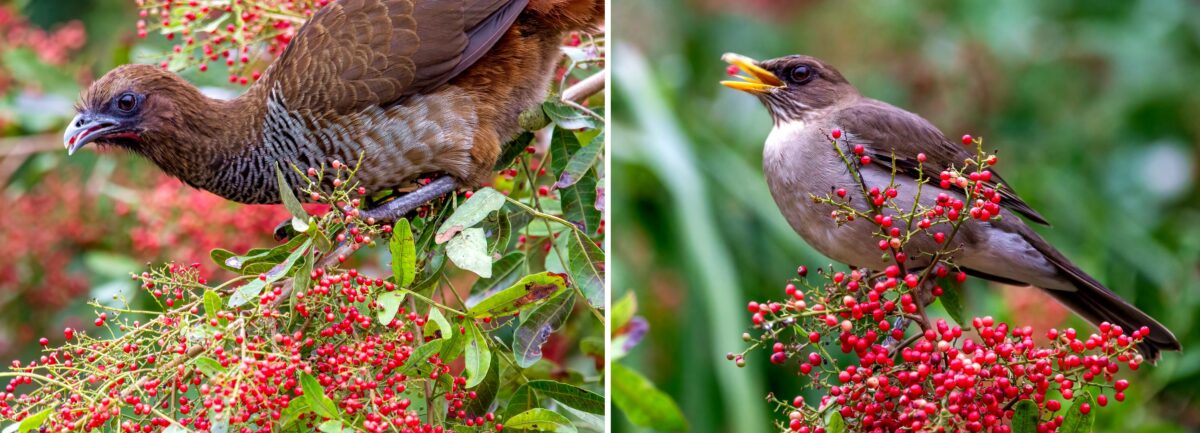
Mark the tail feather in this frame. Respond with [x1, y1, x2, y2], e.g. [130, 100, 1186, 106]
[1020, 226, 1181, 362]
[1044, 285, 1180, 362]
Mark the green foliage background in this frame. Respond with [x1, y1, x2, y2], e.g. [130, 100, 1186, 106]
[611, 1, 1200, 432]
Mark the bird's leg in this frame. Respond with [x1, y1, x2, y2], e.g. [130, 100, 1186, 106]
[360, 176, 459, 224]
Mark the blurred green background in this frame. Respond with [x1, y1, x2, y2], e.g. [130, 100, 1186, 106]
[611, 0, 1200, 432]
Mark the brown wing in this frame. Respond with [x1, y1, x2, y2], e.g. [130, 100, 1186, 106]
[263, 0, 526, 114]
[835, 100, 1050, 225]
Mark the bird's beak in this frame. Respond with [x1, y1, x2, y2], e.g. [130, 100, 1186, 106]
[64, 113, 127, 155]
[720, 53, 784, 94]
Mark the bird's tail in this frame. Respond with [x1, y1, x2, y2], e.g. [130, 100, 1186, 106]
[1025, 231, 1181, 362]
[524, 0, 604, 32]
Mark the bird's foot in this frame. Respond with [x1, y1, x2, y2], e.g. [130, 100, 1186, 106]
[359, 176, 459, 225]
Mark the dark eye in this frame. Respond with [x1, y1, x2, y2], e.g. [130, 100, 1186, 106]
[116, 93, 138, 113]
[789, 65, 815, 84]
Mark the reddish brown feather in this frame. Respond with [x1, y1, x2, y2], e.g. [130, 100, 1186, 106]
[74, 0, 603, 204]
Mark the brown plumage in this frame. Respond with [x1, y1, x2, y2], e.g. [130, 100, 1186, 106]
[65, 0, 602, 205]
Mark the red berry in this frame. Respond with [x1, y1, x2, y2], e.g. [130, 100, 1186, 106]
[961, 134, 973, 145]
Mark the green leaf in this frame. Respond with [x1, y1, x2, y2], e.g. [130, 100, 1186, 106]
[290, 254, 313, 324]
[275, 163, 311, 231]
[279, 397, 310, 429]
[514, 292, 575, 368]
[437, 188, 506, 244]
[463, 352, 501, 417]
[555, 134, 603, 189]
[464, 322, 492, 388]
[467, 272, 569, 318]
[612, 292, 637, 331]
[549, 126, 583, 179]
[611, 363, 688, 432]
[826, 412, 846, 433]
[447, 227, 493, 278]
[938, 282, 967, 328]
[391, 218, 417, 287]
[192, 357, 227, 378]
[506, 383, 541, 421]
[525, 381, 603, 415]
[472, 252, 526, 294]
[495, 132, 535, 170]
[1060, 391, 1096, 433]
[376, 291, 406, 326]
[561, 174, 600, 234]
[485, 212, 513, 257]
[229, 239, 312, 308]
[203, 289, 223, 323]
[16, 408, 50, 433]
[506, 408, 577, 433]
[543, 101, 597, 131]
[299, 371, 339, 420]
[439, 328, 467, 361]
[566, 232, 604, 307]
[401, 340, 445, 377]
[318, 420, 345, 433]
[425, 308, 453, 340]
[1011, 400, 1039, 433]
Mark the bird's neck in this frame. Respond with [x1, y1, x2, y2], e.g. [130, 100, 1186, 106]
[142, 84, 305, 204]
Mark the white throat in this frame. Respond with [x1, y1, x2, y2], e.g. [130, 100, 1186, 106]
[765, 119, 810, 158]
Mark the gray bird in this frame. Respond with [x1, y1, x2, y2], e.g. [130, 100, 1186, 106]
[721, 53, 1179, 360]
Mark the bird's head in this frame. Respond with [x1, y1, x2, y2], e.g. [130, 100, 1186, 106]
[64, 64, 210, 156]
[721, 53, 855, 122]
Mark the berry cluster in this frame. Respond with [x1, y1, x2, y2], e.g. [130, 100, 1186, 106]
[134, 0, 329, 84]
[0, 161, 503, 432]
[731, 134, 1147, 432]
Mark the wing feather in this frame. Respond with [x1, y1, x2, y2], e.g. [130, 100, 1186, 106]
[835, 101, 1050, 225]
[263, 0, 523, 114]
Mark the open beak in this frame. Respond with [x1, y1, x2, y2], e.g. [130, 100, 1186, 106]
[63, 113, 129, 155]
[720, 53, 784, 94]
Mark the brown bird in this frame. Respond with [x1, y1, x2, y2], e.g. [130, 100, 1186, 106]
[721, 53, 1180, 360]
[64, 0, 601, 219]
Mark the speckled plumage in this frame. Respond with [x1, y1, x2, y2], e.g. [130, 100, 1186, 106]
[69, 0, 602, 204]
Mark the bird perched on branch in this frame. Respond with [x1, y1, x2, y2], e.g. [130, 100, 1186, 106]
[64, 0, 602, 221]
[721, 53, 1180, 360]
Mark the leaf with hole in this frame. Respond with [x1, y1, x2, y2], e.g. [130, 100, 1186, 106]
[376, 291, 406, 326]
[437, 188, 506, 244]
[506, 408, 577, 433]
[514, 292, 575, 368]
[447, 227, 492, 278]
[467, 272, 569, 318]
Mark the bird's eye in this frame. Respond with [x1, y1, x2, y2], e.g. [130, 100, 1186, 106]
[116, 93, 138, 113]
[789, 65, 815, 84]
